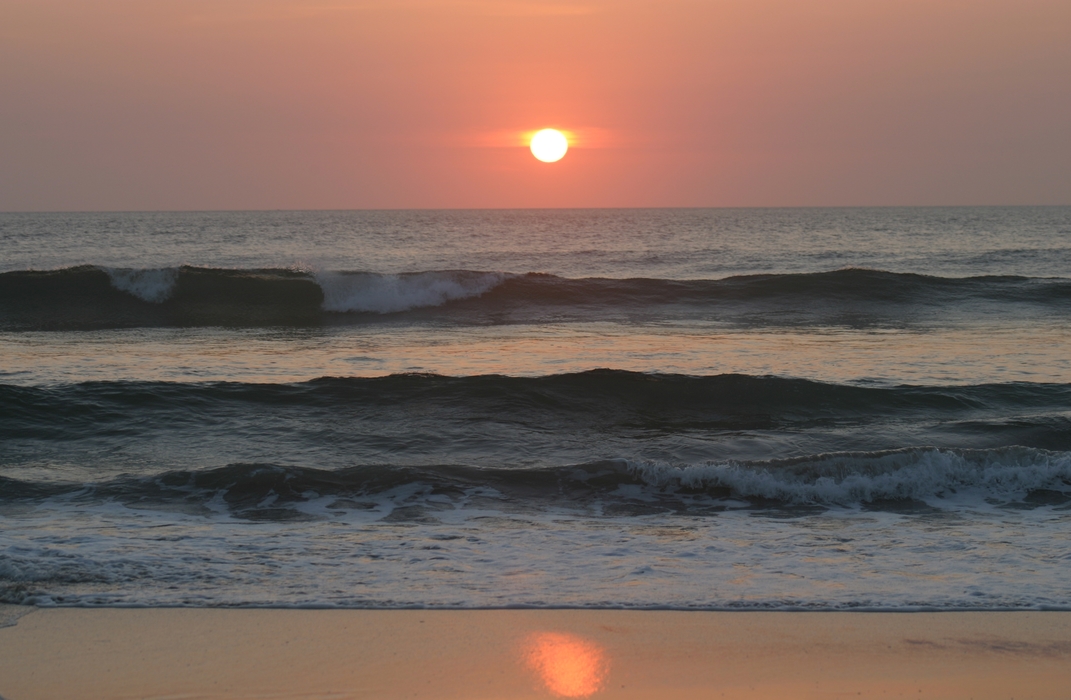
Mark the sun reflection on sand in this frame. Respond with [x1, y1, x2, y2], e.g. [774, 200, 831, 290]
[522, 631, 610, 698]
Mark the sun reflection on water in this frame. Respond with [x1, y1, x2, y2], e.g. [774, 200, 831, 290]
[522, 631, 610, 698]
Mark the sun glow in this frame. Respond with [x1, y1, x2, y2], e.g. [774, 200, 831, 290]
[530, 129, 569, 162]
[522, 632, 609, 697]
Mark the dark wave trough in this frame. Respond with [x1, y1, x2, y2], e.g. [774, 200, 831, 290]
[4, 370, 1071, 434]
[4, 372, 1071, 477]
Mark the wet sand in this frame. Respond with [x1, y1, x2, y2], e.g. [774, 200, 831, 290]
[1, 607, 1069, 699]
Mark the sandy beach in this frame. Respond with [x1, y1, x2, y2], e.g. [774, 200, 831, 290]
[1, 607, 1068, 699]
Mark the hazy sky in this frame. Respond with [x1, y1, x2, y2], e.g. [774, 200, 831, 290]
[2, 0, 1069, 210]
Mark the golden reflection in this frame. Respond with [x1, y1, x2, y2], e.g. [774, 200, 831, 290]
[522, 631, 610, 697]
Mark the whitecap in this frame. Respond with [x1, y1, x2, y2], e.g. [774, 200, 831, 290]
[104, 267, 180, 303]
[315, 270, 506, 314]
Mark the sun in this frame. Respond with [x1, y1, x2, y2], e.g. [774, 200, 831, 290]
[530, 129, 569, 163]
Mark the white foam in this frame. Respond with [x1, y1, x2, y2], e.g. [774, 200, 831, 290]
[315, 271, 506, 314]
[5, 488, 1071, 610]
[629, 447, 1071, 505]
[105, 267, 179, 303]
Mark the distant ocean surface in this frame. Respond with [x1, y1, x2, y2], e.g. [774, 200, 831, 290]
[2, 207, 1071, 609]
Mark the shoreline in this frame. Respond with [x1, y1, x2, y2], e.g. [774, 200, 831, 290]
[1, 607, 1069, 699]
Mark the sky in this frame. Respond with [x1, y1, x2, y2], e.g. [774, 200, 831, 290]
[1, 0, 1069, 210]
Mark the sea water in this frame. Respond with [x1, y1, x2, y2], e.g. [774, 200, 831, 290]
[2, 207, 1071, 609]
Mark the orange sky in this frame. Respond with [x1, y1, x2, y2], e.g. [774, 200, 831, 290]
[1, 0, 1068, 210]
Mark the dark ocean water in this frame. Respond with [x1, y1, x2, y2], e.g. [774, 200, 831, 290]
[3, 266, 1071, 330]
[2, 207, 1070, 609]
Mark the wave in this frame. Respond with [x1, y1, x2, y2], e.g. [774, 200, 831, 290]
[315, 270, 505, 313]
[3, 448, 1070, 516]
[5, 370, 1071, 425]
[1, 266, 1069, 329]
[102, 267, 504, 313]
[4, 372, 1071, 461]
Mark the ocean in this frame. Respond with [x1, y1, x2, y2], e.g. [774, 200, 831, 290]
[2, 207, 1070, 610]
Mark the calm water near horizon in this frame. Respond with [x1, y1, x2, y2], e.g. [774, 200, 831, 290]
[2, 206, 1071, 609]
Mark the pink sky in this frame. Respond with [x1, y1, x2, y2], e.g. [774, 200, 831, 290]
[1, 0, 1068, 210]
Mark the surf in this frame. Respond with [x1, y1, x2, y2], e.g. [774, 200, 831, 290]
[2, 265, 1070, 330]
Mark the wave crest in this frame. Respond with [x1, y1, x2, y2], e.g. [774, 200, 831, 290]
[316, 270, 506, 313]
[3, 448, 1070, 515]
[105, 267, 180, 303]
[631, 447, 1071, 505]
[3, 266, 1070, 330]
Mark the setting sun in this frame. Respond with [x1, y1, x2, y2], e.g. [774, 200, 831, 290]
[530, 129, 569, 163]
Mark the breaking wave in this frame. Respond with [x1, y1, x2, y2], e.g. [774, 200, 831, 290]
[1, 266, 1069, 329]
[314, 270, 506, 313]
[2, 448, 1070, 516]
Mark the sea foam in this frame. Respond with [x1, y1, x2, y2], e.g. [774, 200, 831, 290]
[104, 267, 179, 303]
[629, 446, 1071, 505]
[315, 270, 506, 313]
